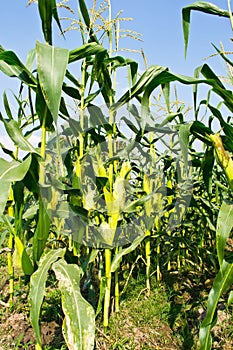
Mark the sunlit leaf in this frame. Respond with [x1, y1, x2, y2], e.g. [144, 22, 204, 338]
[52, 259, 95, 350]
[182, 2, 230, 58]
[36, 41, 69, 123]
[29, 249, 65, 348]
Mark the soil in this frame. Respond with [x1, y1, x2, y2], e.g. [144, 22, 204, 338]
[0, 264, 232, 350]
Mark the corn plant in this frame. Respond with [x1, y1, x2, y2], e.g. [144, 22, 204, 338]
[181, 2, 233, 349]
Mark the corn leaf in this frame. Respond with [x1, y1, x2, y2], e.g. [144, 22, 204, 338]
[0, 117, 39, 155]
[112, 64, 232, 112]
[216, 200, 233, 268]
[0, 50, 36, 88]
[199, 259, 233, 350]
[0, 155, 31, 215]
[179, 123, 191, 170]
[182, 2, 230, 58]
[212, 43, 233, 68]
[29, 248, 65, 348]
[69, 43, 106, 63]
[14, 236, 34, 275]
[202, 147, 214, 194]
[33, 198, 52, 263]
[111, 234, 145, 272]
[52, 259, 95, 350]
[78, 0, 98, 43]
[38, 0, 53, 44]
[36, 41, 69, 123]
[38, 0, 64, 44]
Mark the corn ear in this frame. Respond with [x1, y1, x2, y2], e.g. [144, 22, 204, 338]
[208, 133, 233, 191]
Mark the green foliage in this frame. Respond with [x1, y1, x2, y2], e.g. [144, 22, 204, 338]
[1, 0, 233, 349]
[36, 42, 69, 123]
[29, 249, 65, 348]
[53, 259, 95, 350]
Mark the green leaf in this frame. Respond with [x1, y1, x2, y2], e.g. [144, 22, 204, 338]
[212, 43, 233, 68]
[124, 193, 154, 213]
[33, 199, 52, 263]
[78, 0, 98, 43]
[0, 50, 37, 88]
[228, 290, 233, 307]
[38, 0, 52, 44]
[0, 117, 39, 155]
[52, 259, 95, 350]
[202, 146, 214, 194]
[38, 0, 64, 44]
[69, 43, 106, 63]
[78, 0, 91, 28]
[199, 260, 233, 350]
[179, 123, 191, 171]
[29, 248, 65, 347]
[182, 2, 230, 58]
[36, 41, 69, 123]
[190, 120, 213, 144]
[35, 82, 54, 131]
[111, 234, 145, 272]
[216, 200, 233, 268]
[0, 156, 31, 215]
[0, 229, 7, 246]
[26, 48, 36, 71]
[14, 236, 34, 275]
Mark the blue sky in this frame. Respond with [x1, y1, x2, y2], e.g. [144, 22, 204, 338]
[0, 0, 232, 120]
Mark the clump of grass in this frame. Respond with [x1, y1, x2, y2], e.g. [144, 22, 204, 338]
[95, 276, 182, 349]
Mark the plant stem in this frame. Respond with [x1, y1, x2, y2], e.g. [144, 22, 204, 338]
[145, 230, 151, 293]
[104, 248, 111, 330]
[114, 246, 119, 312]
[7, 186, 14, 308]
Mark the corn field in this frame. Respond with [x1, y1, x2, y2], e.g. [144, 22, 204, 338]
[0, 1, 233, 349]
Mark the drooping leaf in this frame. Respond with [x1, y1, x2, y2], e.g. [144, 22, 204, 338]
[0, 155, 32, 214]
[0, 50, 37, 88]
[29, 249, 65, 348]
[52, 259, 95, 350]
[182, 2, 230, 58]
[0, 117, 40, 155]
[3, 91, 13, 119]
[112, 64, 232, 113]
[111, 234, 145, 272]
[69, 43, 106, 63]
[36, 41, 69, 123]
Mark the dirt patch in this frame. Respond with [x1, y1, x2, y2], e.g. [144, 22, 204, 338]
[0, 310, 64, 349]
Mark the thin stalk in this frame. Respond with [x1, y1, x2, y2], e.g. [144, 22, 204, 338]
[72, 58, 86, 257]
[114, 246, 119, 312]
[36, 120, 47, 262]
[227, 0, 233, 32]
[144, 133, 155, 292]
[155, 216, 161, 281]
[7, 191, 14, 308]
[103, 248, 111, 331]
[39, 121, 46, 184]
[145, 230, 151, 293]
[7, 145, 18, 307]
[103, 0, 115, 328]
